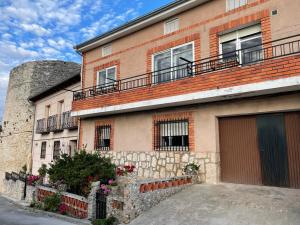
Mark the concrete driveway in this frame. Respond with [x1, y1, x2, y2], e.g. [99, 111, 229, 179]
[127, 183, 300, 225]
[0, 196, 77, 225]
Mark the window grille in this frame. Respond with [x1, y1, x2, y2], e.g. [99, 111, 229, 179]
[95, 125, 111, 151]
[154, 119, 189, 151]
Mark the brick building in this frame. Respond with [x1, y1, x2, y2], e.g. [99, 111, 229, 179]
[72, 0, 300, 187]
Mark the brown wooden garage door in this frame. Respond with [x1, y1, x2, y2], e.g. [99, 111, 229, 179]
[219, 112, 300, 188]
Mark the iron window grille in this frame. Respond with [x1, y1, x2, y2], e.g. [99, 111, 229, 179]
[154, 119, 189, 151]
[40, 142, 47, 159]
[95, 125, 111, 151]
[53, 141, 61, 160]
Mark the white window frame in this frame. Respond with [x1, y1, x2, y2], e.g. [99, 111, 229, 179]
[226, 0, 248, 11]
[164, 18, 179, 35]
[102, 44, 112, 57]
[96, 66, 117, 86]
[219, 26, 262, 63]
[151, 41, 195, 82]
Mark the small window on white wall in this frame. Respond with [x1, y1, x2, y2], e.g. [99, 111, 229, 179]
[102, 44, 112, 57]
[226, 0, 248, 11]
[164, 18, 179, 34]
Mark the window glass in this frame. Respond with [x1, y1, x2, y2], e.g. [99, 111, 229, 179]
[227, 0, 247, 11]
[53, 141, 60, 160]
[97, 67, 116, 86]
[222, 40, 237, 60]
[40, 142, 47, 159]
[164, 18, 179, 34]
[241, 35, 263, 64]
[173, 44, 193, 78]
[156, 120, 189, 151]
[95, 125, 111, 151]
[153, 51, 171, 83]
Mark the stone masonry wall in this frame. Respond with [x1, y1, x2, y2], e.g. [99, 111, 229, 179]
[0, 61, 80, 193]
[101, 151, 220, 184]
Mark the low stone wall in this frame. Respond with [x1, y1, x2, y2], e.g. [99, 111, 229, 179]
[36, 186, 89, 219]
[2, 179, 25, 201]
[101, 151, 219, 183]
[107, 175, 193, 224]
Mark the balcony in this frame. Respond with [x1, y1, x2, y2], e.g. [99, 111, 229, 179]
[36, 111, 78, 134]
[36, 119, 50, 134]
[72, 35, 300, 116]
[62, 111, 79, 130]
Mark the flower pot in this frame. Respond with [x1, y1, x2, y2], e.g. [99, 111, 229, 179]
[187, 178, 192, 183]
[178, 179, 184, 185]
[158, 182, 165, 189]
[145, 183, 152, 192]
[140, 184, 146, 193]
[166, 181, 172, 188]
[153, 182, 159, 191]
[172, 180, 178, 187]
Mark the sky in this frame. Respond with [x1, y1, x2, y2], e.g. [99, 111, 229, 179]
[0, 0, 173, 120]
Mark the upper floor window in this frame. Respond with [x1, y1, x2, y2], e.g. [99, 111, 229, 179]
[97, 66, 116, 86]
[53, 141, 61, 160]
[45, 105, 51, 118]
[95, 125, 111, 151]
[164, 18, 179, 34]
[153, 42, 194, 83]
[40, 141, 47, 159]
[219, 24, 262, 64]
[226, 0, 248, 11]
[154, 119, 189, 151]
[102, 44, 112, 57]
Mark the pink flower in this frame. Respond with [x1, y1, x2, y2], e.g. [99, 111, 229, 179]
[108, 179, 114, 185]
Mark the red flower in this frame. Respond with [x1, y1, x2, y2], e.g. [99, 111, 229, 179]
[59, 204, 68, 214]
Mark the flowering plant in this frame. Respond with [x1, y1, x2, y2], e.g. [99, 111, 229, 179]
[116, 165, 135, 176]
[27, 175, 40, 186]
[59, 204, 68, 215]
[100, 184, 111, 195]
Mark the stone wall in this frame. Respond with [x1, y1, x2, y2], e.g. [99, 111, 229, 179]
[0, 61, 80, 193]
[107, 175, 194, 224]
[2, 179, 25, 201]
[101, 151, 219, 183]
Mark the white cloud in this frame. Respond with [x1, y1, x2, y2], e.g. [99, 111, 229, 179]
[21, 23, 51, 36]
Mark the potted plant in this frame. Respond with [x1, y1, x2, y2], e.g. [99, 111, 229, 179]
[183, 163, 200, 175]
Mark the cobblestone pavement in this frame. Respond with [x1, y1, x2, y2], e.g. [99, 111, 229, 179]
[126, 183, 300, 225]
[0, 196, 76, 225]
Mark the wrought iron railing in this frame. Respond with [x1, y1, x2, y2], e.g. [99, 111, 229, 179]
[36, 118, 50, 134]
[73, 35, 300, 101]
[62, 111, 78, 130]
[36, 112, 78, 134]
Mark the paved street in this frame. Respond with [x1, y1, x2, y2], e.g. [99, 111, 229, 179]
[126, 183, 300, 225]
[0, 196, 76, 225]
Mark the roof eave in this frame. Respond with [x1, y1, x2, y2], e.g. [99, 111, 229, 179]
[74, 0, 210, 52]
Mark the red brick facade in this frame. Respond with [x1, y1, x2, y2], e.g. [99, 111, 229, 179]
[209, 9, 271, 56]
[37, 188, 88, 219]
[93, 60, 121, 86]
[73, 55, 300, 112]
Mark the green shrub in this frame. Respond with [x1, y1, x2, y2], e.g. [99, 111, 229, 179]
[43, 193, 61, 212]
[30, 201, 43, 210]
[92, 217, 117, 225]
[38, 164, 47, 177]
[47, 151, 116, 196]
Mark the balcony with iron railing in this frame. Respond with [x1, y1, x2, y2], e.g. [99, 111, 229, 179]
[36, 111, 78, 134]
[72, 35, 300, 114]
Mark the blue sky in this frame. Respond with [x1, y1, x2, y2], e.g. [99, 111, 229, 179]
[0, 0, 173, 120]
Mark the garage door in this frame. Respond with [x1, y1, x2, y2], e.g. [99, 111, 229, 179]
[219, 112, 300, 188]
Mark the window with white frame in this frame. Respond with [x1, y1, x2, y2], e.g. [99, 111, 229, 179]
[226, 0, 248, 11]
[219, 24, 263, 64]
[97, 66, 116, 86]
[40, 141, 46, 159]
[102, 44, 112, 57]
[164, 18, 179, 34]
[53, 141, 60, 160]
[154, 119, 189, 151]
[153, 42, 194, 83]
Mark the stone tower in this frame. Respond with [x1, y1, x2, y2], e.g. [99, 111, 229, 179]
[0, 61, 80, 192]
